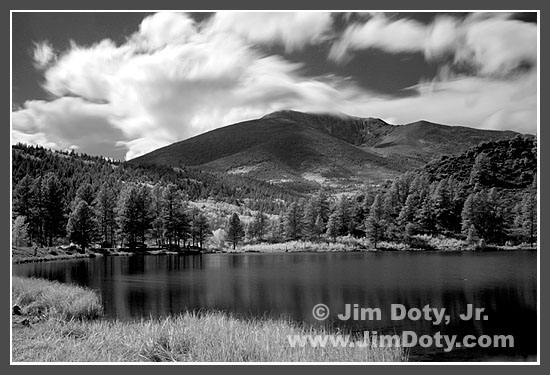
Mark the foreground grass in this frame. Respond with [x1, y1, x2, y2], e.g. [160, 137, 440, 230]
[12, 277, 405, 362]
[12, 276, 103, 320]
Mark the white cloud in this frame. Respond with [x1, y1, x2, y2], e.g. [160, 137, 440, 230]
[11, 97, 129, 160]
[330, 15, 428, 61]
[346, 72, 537, 134]
[457, 18, 537, 76]
[206, 12, 333, 52]
[32, 41, 56, 69]
[13, 12, 537, 161]
[136, 12, 197, 49]
[331, 13, 537, 77]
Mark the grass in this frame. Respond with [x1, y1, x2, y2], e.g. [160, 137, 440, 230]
[11, 246, 136, 264]
[12, 246, 98, 264]
[237, 237, 372, 253]
[12, 277, 405, 363]
[12, 276, 103, 320]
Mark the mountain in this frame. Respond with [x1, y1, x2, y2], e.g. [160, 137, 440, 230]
[130, 110, 522, 192]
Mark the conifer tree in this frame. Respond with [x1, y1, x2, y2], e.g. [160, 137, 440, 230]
[95, 184, 117, 248]
[67, 200, 98, 251]
[226, 213, 244, 250]
[283, 202, 302, 240]
[42, 173, 65, 246]
[116, 184, 153, 249]
[365, 194, 386, 248]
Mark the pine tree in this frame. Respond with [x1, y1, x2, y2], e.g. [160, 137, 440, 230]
[317, 189, 330, 225]
[302, 197, 319, 240]
[432, 178, 453, 234]
[365, 194, 386, 248]
[326, 214, 339, 240]
[349, 194, 368, 237]
[189, 206, 201, 247]
[42, 173, 65, 246]
[283, 202, 302, 240]
[325, 195, 350, 239]
[192, 213, 210, 249]
[226, 213, 244, 250]
[13, 175, 34, 219]
[75, 183, 96, 207]
[95, 184, 117, 248]
[416, 196, 437, 235]
[313, 214, 324, 240]
[150, 185, 164, 247]
[161, 184, 187, 247]
[29, 176, 45, 245]
[116, 184, 153, 250]
[383, 179, 403, 224]
[398, 192, 420, 228]
[67, 200, 98, 251]
[485, 188, 506, 244]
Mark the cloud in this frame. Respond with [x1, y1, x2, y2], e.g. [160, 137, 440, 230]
[16, 13, 358, 160]
[32, 41, 56, 69]
[135, 12, 197, 49]
[329, 16, 428, 61]
[456, 18, 537, 76]
[206, 12, 334, 52]
[347, 71, 537, 134]
[13, 12, 537, 161]
[330, 13, 537, 77]
[12, 97, 129, 160]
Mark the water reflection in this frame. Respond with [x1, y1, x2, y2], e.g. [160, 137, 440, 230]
[13, 251, 536, 361]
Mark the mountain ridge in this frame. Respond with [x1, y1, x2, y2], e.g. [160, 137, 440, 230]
[130, 110, 523, 192]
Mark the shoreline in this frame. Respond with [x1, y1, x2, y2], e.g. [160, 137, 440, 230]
[12, 242, 536, 264]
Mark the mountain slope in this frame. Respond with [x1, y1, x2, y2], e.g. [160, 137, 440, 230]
[131, 110, 522, 191]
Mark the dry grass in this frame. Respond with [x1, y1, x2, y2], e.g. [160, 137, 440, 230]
[238, 237, 372, 253]
[12, 246, 96, 264]
[12, 277, 404, 363]
[12, 312, 405, 362]
[12, 276, 103, 320]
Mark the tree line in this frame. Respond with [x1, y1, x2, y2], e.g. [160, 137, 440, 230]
[12, 176, 215, 251]
[224, 136, 537, 249]
[12, 136, 537, 251]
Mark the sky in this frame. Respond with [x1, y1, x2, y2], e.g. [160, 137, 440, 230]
[12, 12, 538, 161]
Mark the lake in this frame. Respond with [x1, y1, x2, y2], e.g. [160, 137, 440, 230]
[13, 251, 536, 362]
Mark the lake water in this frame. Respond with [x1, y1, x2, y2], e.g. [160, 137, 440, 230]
[13, 251, 536, 362]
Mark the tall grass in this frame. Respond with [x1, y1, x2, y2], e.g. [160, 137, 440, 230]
[12, 277, 404, 362]
[12, 276, 103, 320]
[13, 311, 405, 362]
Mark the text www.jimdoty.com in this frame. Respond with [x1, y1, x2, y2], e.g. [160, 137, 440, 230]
[287, 331, 514, 352]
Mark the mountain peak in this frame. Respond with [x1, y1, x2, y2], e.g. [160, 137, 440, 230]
[131, 112, 521, 192]
[261, 109, 351, 122]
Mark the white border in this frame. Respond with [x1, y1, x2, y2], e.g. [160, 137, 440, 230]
[9, 9, 541, 366]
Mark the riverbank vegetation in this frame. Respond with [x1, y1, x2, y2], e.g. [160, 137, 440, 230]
[12, 136, 536, 255]
[12, 277, 405, 362]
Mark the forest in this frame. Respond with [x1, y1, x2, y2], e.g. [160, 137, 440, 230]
[11, 135, 537, 252]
